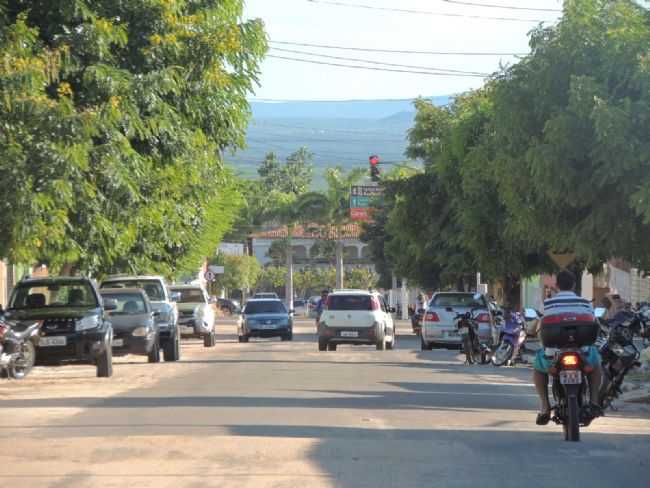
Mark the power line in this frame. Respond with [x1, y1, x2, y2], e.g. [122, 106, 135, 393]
[270, 41, 528, 56]
[439, 0, 561, 12]
[267, 54, 488, 77]
[269, 47, 490, 76]
[306, 0, 548, 23]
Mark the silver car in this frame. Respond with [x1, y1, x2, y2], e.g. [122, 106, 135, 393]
[420, 292, 495, 350]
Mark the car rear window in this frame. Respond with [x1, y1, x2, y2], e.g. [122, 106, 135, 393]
[244, 301, 287, 314]
[102, 280, 165, 301]
[431, 294, 485, 308]
[328, 295, 372, 311]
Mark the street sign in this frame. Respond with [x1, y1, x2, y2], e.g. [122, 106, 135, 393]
[208, 265, 225, 274]
[350, 185, 383, 222]
[548, 252, 576, 269]
[204, 270, 216, 282]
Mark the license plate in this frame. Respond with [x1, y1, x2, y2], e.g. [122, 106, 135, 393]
[181, 326, 194, 335]
[559, 370, 582, 385]
[261, 323, 276, 329]
[341, 331, 359, 338]
[39, 336, 67, 347]
[447, 330, 460, 337]
[112, 339, 124, 347]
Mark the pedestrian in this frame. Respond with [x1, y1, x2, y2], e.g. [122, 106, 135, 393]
[315, 289, 329, 325]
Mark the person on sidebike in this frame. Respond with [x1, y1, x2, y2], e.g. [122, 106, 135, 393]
[533, 270, 603, 426]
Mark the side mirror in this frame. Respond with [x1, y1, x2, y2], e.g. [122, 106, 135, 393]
[473, 292, 482, 301]
[171, 292, 181, 302]
[389, 307, 397, 313]
[594, 307, 607, 319]
[289, 309, 295, 314]
[104, 298, 118, 311]
[523, 308, 538, 321]
[494, 310, 504, 317]
[152, 311, 161, 317]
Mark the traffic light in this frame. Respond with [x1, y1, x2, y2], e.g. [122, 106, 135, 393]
[369, 155, 380, 182]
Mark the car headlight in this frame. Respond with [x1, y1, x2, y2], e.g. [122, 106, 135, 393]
[132, 327, 149, 337]
[76, 315, 100, 331]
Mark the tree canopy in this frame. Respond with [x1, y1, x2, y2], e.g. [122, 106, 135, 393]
[0, 0, 267, 277]
[364, 0, 650, 303]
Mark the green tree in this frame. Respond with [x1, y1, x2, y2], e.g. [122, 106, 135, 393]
[0, 1, 267, 277]
[212, 254, 262, 298]
[258, 147, 314, 195]
[255, 265, 286, 296]
[346, 268, 378, 290]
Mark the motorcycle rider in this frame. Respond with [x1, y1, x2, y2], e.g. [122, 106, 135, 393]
[533, 270, 603, 425]
[315, 289, 329, 325]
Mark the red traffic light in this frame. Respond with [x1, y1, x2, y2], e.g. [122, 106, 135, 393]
[369, 155, 379, 166]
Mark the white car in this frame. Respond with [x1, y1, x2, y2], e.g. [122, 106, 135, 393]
[170, 285, 216, 347]
[317, 289, 396, 351]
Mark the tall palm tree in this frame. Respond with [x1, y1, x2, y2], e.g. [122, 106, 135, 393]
[322, 167, 366, 289]
[264, 191, 329, 311]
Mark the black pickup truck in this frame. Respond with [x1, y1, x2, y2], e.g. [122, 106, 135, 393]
[5, 276, 116, 377]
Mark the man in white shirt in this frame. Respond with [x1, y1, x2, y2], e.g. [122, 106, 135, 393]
[533, 270, 602, 425]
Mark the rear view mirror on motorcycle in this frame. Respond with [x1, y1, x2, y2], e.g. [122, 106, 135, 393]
[594, 307, 607, 320]
[523, 308, 538, 321]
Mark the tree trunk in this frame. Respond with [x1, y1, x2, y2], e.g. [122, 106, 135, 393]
[286, 234, 294, 311]
[335, 239, 344, 289]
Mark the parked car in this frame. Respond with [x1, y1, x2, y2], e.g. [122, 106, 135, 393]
[170, 285, 216, 347]
[238, 299, 293, 342]
[307, 295, 321, 318]
[100, 276, 180, 361]
[217, 297, 241, 315]
[293, 298, 307, 316]
[5, 276, 115, 377]
[317, 290, 396, 351]
[420, 292, 494, 350]
[100, 288, 160, 363]
[253, 292, 280, 299]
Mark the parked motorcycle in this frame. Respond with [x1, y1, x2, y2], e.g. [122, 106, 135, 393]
[492, 310, 527, 367]
[0, 316, 41, 379]
[596, 308, 648, 410]
[537, 311, 601, 442]
[455, 299, 491, 365]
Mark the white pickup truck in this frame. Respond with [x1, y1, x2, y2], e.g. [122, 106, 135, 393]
[170, 284, 216, 347]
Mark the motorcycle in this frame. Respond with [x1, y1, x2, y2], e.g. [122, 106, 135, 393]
[0, 315, 41, 380]
[492, 310, 527, 367]
[596, 308, 648, 410]
[455, 306, 491, 365]
[538, 311, 601, 442]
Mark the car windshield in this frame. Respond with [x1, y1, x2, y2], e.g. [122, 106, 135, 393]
[244, 301, 287, 314]
[431, 294, 485, 308]
[328, 295, 372, 311]
[101, 293, 147, 315]
[102, 280, 165, 301]
[10, 282, 98, 309]
[172, 288, 205, 303]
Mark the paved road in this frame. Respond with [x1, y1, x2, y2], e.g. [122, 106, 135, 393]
[0, 320, 648, 488]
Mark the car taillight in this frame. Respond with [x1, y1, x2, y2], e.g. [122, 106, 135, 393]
[371, 298, 380, 311]
[425, 312, 440, 322]
[560, 353, 580, 369]
[476, 312, 490, 323]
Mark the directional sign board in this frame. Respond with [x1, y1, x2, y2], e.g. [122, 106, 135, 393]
[350, 185, 383, 222]
[208, 265, 225, 274]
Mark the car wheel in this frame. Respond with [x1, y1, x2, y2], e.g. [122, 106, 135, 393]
[318, 339, 327, 351]
[327, 343, 337, 351]
[96, 342, 113, 378]
[281, 332, 293, 341]
[147, 339, 161, 363]
[238, 335, 249, 343]
[164, 331, 181, 362]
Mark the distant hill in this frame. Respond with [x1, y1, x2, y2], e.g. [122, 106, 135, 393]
[225, 96, 452, 182]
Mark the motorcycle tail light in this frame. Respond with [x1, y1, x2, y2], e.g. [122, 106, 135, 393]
[476, 313, 490, 323]
[425, 312, 440, 322]
[560, 353, 580, 369]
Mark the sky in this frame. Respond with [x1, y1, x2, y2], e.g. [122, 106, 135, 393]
[243, 0, 565, 101]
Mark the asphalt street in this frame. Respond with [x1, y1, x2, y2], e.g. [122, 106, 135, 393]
[0, 319, 648, 488]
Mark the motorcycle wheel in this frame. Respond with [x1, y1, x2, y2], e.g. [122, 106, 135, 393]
[492, 343, 512, 367]
[565, 395, 580, 442]
[10, 341, 36, 380]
